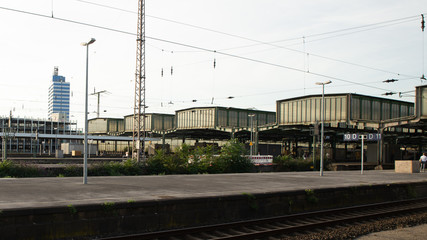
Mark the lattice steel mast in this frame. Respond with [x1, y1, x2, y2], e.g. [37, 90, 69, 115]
[133, 0, 145, 162]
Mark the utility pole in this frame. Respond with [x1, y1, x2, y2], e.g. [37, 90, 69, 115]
[90, 89, 108, 118]
[2, 111, 12, 161]
[132, 0, 146, 162]
[1, 122, 6, 161]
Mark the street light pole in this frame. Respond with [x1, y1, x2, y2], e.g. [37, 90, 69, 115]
[81, 38, 96, 185]
[315, 80, 332, 176]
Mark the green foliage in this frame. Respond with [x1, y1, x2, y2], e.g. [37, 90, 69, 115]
[64, 165, 81, 177]
[163, 144, 190, 174]
[146, 143, 219, 175]
[146, 149, 169, 175]
[242, 192, 259, 210]
[188, 145, 217, 174]
[89, 159, 143, 176]
[67, 204, 77, 215]
[0, 160, 41, 178]
[274, 155, 329, 172]
[0, 140, 254, 177]
[102, 202, 116, 213]
[217, 139, 252, 173]
[305, 189, 319, 204]
[145, 140, 251, 175]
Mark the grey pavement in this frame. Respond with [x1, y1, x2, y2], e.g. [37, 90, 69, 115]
[0, 170, 427, 210]
[356, 224, 427, 240]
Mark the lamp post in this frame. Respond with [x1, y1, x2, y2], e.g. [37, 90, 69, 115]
[315, 80, 331, 176]
[81, 38, 96, 184]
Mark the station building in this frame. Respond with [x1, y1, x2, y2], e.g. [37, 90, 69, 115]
[0, 116, 79, 156]
[85, 86, 426, 165]
[261, 92, 419, 164]
[2, 85, 426, 167]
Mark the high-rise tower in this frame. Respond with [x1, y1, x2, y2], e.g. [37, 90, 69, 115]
[48, 67, 70, 121]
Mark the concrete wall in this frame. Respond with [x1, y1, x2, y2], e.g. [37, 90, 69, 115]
[1, 182, 427, 240]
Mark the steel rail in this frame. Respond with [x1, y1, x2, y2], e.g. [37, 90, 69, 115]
[99, 197, 427, 240]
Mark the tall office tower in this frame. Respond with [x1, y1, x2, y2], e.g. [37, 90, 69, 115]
[48, 67, 70, 121]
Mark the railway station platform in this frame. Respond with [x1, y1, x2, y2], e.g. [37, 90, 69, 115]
[1, 171, 427, 239]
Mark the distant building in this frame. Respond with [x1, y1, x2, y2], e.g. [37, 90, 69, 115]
[48, 67, 70, 121]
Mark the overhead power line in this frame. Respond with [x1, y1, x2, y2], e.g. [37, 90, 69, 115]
[72, 0, 420, 79]
[0, 5, 399, 93]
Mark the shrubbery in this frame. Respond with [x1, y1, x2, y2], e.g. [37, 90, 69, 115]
[89, 159, 143, 176]
[145, 139, 252, 174]
[0, 160, 40, 178]
[1, 140, 329, 178]
[273, 155, 331, 172]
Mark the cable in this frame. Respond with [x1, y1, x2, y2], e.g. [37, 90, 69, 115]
[220, 18, 419, 79]
[72, 0, 420, 78]
[279, 15, 420, 44]
[0, 5, 398, 93]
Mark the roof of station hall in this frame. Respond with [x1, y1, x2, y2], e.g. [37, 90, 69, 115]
[276, 93, 414, 104]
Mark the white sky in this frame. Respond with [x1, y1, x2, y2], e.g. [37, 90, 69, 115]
[0, 0, 426, 129]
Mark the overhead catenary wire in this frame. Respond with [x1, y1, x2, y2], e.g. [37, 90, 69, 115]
[0, 5, 415, 95]
[422, 14, 426, 82]
[70, 0, 420, 79]
[75, 0, 419, 77]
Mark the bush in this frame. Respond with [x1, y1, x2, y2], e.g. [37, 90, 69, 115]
[64, 165, 82, 177]
[0, 140, 256, 178]
[274, 155, 331, 172]
[145, 141, 252, 175]
[190, 145, 217, 174]
[274, 155, 312, 171]
[146, 149, 169, 175]
[89, 159, 143, 176]
[217, 139, 252, 173]
[0, 160, 41, 178]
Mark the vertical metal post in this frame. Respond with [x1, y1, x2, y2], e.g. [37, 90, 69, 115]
[315, 80, 331, 176]
[2, 124, 6, 161]
[361, 135, 365, 175]
[250, 117, 253, 156]
[312, 134, 316, 170]
[82, 38, 96, 185]
[254, 119, 258, 155]
[248, 114, 255, 157]
[320, 84, 325, 176]
[84, 43, 89, 185]
[97, 93, 100, 118]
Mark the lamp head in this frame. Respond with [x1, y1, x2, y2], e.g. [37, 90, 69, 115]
[81, 38, 96, 46]
[88, 38, 96, 45]
[315, 80, 332, 85]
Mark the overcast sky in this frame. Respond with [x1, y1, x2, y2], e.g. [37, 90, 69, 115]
[0, 0, 426, 129]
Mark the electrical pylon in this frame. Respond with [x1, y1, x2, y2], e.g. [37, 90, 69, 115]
[132, 0, 146, 162]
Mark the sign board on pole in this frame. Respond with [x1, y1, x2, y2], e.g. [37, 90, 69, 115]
[343, 133, 381, 141]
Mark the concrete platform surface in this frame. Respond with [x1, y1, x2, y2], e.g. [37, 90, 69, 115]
[1, 170, 426, 210]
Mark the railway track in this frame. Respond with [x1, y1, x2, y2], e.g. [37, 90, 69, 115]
[100, 197, 427, 240]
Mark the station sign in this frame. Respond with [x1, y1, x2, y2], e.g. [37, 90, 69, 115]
[343, 133, 381, 141]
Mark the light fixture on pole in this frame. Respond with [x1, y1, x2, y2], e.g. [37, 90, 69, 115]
[315, 80, 331, 176]
[81, 38, 96, 185]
